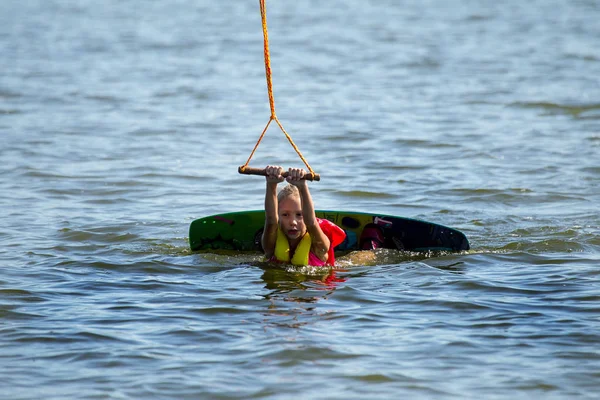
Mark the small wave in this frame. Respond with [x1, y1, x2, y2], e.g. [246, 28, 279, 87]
[58, 227, 138, 244]
[0, 308, 43, 320]
[0, 289, 45, 303]
[466, 14, 493, 22]
[84, 94, 122, 103]
[392, 138, 459, 149]
[0, 108, 23, 115]
[510, 101, 600, 118]
[198, 251, 265, 266]
[333, 190, 396, 199]
[279, 264, 333, 276]
[445, 188, 534, 196]
[564, 52, 599, 62]
[501, 239, 586, 253]
[337, 248, 467, 267]
[0, 89, 22, 99]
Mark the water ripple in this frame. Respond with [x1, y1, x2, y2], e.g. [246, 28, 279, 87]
[2, 0, 600, 398]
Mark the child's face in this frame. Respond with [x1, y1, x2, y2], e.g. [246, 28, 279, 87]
[278, 196, 306, 240]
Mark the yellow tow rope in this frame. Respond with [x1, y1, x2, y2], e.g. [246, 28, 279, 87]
[239, 0, 316, 180]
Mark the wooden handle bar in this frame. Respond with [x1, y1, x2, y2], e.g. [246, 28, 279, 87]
[238, 166, 321, 181]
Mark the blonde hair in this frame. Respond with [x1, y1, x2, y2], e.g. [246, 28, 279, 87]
[277, 184, 299, 203]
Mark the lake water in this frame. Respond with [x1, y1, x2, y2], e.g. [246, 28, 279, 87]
[1, 0, 599, 398]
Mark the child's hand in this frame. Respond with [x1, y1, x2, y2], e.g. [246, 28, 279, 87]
[286, 167, 307, 187]
[265, 165, 285, 184]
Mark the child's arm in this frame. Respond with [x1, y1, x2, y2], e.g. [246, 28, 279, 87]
[262, 165, 284, 259]
[287, 168, 331, 262]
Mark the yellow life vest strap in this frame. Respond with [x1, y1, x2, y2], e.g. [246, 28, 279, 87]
[273, 228, 311, 266]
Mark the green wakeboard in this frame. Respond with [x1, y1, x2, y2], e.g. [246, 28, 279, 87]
[189, 210, 469, 253]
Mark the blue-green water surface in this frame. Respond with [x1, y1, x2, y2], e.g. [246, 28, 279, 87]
[1, 0, 599, 399]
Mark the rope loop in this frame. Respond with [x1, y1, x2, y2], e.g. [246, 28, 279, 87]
[240, 0, 316, 177]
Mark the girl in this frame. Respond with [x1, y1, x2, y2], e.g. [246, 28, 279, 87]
[262, 165, 345, 266]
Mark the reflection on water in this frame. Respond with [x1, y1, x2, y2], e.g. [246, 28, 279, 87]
[258, 265, 344, 331]
[260, 264, 345, 299]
